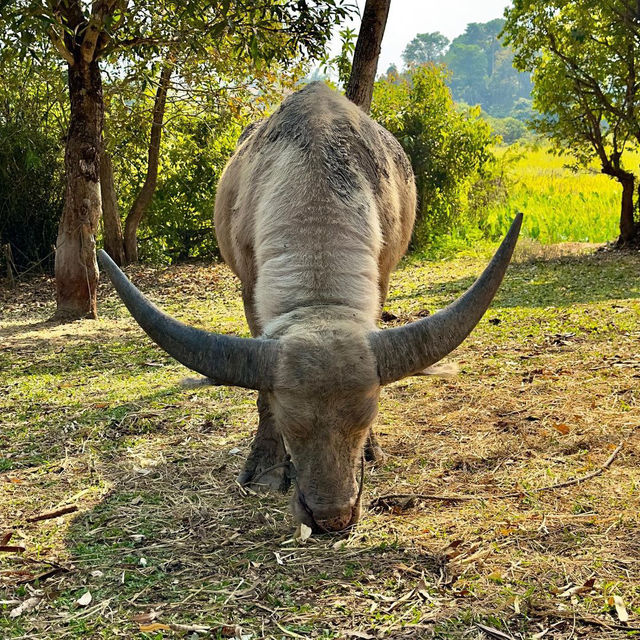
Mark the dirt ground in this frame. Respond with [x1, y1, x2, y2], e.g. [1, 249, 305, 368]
[1, 243, 639, 639]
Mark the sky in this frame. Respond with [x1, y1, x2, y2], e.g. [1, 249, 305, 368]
[331, 0, 511, 72]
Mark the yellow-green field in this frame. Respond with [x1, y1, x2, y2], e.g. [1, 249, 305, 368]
[484, 145, 637, 244]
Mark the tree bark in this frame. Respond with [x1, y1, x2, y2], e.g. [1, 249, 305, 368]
[100, 149, 126, 265]
[123, 65, 172, 264]
[52, 59, 103, 321]
[345, 0, 391, 113]
[619, 175, 637, 243]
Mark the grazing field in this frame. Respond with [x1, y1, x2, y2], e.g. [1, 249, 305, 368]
[1, 245, 639, 639]
[483, 145, 639, 245]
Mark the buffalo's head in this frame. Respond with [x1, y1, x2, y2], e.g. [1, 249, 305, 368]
[98, 214, 521, 532]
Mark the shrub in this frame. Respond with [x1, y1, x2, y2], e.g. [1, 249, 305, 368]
[371, 64, 494, 249]
[0, 119, 64, 275]
[484, 115, 529, 144]
[139, 114, 244, 263]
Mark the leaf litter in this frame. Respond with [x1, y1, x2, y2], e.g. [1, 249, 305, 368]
[1, 251, 640, 638]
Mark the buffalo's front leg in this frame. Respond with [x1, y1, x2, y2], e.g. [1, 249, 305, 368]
[364, 430, 385, 462]
[237, 392, 291, 493]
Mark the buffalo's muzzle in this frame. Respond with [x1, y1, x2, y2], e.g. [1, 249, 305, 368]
[315, 511, 355, 532]
[293, 492, 361, 533]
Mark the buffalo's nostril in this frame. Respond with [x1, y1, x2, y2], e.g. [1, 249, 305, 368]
[315, 512, 354, 532]
[293, 491, 361, 533]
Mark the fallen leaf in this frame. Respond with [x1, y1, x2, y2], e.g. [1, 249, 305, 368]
[27, 505, 78, 523]
[444, 539, 465, 559]
[16, 567, 66, 585]
[132, 611, 159, 624]
[0, 545, 26, 553]
[581, 577, 596, 592]
[139, 623, 171, 632]
[559, 578, 595, 598]
[553, 423, 571, 435]
[77, 591, 92, 607]
[9, 597, 40, 618]
[611, 595, 629, 622]
[296, 523, 312, 542]
[475, 622, 515, 639]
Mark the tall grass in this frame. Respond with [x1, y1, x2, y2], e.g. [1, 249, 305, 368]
[482, 144, 633, 244]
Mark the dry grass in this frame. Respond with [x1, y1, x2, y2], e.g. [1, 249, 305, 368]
[1, 247, 639, 639]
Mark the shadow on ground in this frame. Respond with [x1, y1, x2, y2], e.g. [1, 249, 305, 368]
[51, 444, 532, 639]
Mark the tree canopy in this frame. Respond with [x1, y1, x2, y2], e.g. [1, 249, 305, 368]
[398, 20, 533, 120]
[371, 65, 494, 246]
[1, 0, 355, 319]
[503, 0, 640, 244]
[443, 19, 532, 118]
[402, 32, 450, 66]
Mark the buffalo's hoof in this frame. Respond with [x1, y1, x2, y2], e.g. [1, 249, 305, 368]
[238, 459, 291, 493]
[364, 434, 385, 463]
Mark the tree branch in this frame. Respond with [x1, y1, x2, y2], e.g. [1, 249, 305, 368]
[47, 27, 75, 65]
[80, 0, 116, 63]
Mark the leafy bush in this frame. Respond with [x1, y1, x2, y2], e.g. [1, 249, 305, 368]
[371, 64, 494, 248]
[0, 119, 64, 275]
[484, 115, 529, 144]
[139, 113, 244, 263]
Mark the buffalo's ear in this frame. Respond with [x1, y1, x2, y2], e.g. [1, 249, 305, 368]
[413, 362, 459, 378]
[370, 213, 522, 385]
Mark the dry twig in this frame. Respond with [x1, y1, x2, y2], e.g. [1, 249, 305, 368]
[26, 505, 78, 523]
[371, 442, 624, 509]
[535, 608, 640, 633]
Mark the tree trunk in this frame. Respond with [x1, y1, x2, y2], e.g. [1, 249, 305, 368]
[52, 59, 103, 321]
[345, 0, 391, 113]
[100, 149, 126, 265]
[123, 65, 172, 264]
[619, 176, 638, 244]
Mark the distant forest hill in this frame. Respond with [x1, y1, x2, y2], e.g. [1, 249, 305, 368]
[398, 18, 533, 121]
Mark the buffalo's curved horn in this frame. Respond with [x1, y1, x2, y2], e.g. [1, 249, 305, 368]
[97, 250, 278, 390]
[370, 213, 522, 385]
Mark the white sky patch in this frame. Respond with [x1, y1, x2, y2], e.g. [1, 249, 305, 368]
[329, 0, 511, 73]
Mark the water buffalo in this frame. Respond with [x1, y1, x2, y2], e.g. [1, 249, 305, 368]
[98, 82, 521, 532]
